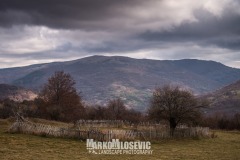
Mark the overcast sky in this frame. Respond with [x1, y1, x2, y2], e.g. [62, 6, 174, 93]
[0, 0, 240, 68]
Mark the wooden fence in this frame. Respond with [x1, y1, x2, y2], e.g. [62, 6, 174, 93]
[74, 120, 127, 128]
[9, 119, 210, 141]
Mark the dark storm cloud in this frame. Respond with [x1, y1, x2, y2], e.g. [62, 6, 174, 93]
[0, 0, 240, 68]
[138, 9, 240, 50]
[86, 7, 240, 53]
[0, 0, 147, 29]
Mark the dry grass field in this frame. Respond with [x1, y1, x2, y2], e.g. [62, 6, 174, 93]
[0, 118, 240, 160]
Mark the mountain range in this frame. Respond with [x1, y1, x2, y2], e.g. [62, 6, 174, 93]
[0, 55, 240, 111]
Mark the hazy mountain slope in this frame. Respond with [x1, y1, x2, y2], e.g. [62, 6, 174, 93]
[0, 84, 37, 102]
[204, 80, 240, 115]
[0, 55, 240, 111]
[173, 59, 240, 85]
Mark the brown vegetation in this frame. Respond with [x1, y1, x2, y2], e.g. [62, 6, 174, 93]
[84, 98, 143, 123]
[201, 112, 240, 130]
[38, 71, 84, 122]
[148, 85, 207, 136]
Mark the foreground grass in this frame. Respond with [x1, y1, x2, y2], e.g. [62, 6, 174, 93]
[0, 119, 240, 160]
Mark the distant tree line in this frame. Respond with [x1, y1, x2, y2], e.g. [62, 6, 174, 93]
[0, 71, 239, 131]
[84, 98, 143, 123]
[0, 71, 143, 123]
[0, 98, 143, 122]
[201, 113, 240, 130]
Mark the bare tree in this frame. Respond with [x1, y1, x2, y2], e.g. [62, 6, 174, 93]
[148, 85, 205, 136]
[40, 71, 84, 121]
[106, 98, 126, 120]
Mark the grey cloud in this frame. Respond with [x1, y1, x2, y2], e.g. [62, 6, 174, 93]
[0, 0, 148, 30]
[137, 8, 240, 50]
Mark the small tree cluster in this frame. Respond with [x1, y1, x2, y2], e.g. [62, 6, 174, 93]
[0, 99, 17, 118]
[84, 98, 143, 123]
[0, 99, 39, 119]
[201, 113, 240, 130]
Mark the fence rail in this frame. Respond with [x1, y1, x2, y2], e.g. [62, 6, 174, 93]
[9, 119, 210, 141]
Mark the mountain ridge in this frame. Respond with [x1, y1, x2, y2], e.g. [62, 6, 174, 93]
[0, 55, 240, 111]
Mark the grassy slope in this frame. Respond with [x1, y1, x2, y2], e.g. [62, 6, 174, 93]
[0, 119, 240, 160]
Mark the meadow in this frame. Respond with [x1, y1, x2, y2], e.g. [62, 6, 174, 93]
[0, 119, 240, 160]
